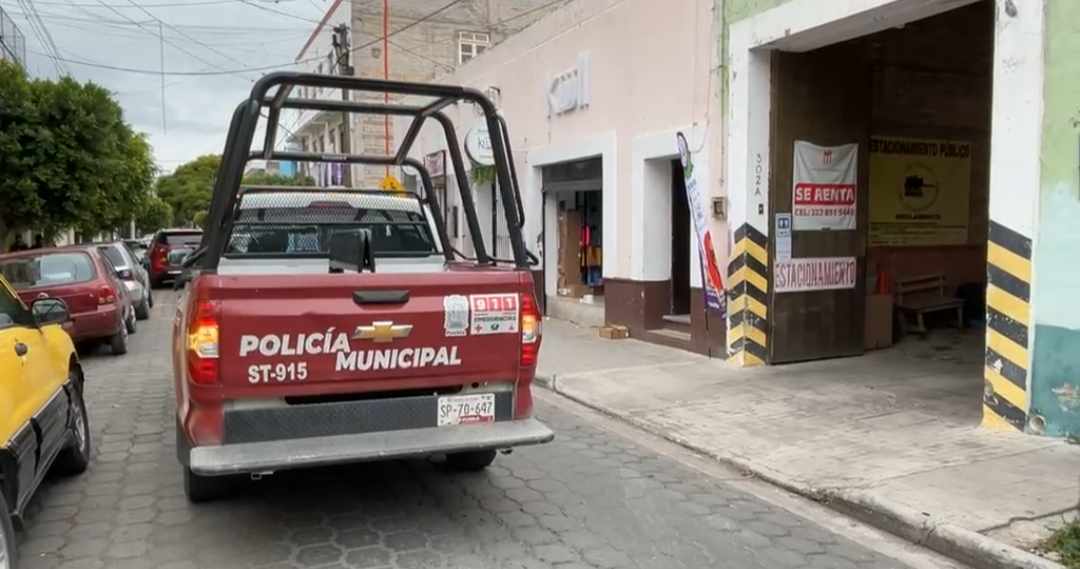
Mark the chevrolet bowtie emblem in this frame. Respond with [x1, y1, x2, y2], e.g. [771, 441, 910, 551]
[352, 321, 413, 343]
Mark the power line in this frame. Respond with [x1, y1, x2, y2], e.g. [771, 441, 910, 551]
[0, 6, 315, 31]
[14, 0, 68, 75]
[234, 0, 320, 24]
[122, 0, 252, 72]
[29, 48, 302, 75]
[27, 0, 469, 78]
[89, 0, 252, 79]
[29, 0, 299, 6]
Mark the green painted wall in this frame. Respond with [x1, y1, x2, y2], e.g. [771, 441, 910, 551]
[1031, 0, 1080, 437]
[725, 0, 788, 22]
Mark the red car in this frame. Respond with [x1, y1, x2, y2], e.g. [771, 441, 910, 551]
[0, 246, 136, 355]
[148, 229, 203, 288]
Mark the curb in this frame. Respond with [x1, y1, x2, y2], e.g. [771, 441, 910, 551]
[536, 372, 1064, 569]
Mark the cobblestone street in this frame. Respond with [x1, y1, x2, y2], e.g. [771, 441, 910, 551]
[14, 292, 961, 569]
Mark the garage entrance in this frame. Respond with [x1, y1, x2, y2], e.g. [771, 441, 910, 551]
[765, 1, 993, 366]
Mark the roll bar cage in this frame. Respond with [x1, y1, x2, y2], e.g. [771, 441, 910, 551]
[196, 72, 533, 270]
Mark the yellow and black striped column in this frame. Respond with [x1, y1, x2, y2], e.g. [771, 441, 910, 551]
[983, 220, 1032, 432]
[727, 223, 768, 366]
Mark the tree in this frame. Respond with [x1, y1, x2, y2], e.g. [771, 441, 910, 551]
[242, 169, 315, 187]
[155, 154, 220, 227]
[136, 196, 173, 235]
[0, 60, 156, 248]
[156, 158, 316, 228]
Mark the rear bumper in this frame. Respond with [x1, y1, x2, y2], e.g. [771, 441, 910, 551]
[188, 418, 554, 476]
[71, 305, 121, 341]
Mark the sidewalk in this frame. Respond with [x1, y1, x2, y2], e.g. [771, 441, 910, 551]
[536, 318, 1080, 568]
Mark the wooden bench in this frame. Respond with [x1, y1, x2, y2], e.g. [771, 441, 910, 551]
[895, 273, 964, 336]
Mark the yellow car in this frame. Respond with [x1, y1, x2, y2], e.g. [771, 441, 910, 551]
[0, 275, 91, 569]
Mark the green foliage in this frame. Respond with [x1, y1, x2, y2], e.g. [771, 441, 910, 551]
[155, 154, 220, 228]
[1045, 518, 1080, 568]
[470, 165, 496, 186]
[192, 211, 209, 230]
[0, 60, 154, 248]
[136, 195, 173, 234]
[155, 158, 314, 228]
[242, 169, 315, 187]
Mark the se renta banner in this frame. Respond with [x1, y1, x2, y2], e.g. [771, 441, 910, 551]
[676, 133, 725, 316]
[792, 140, 858, 231]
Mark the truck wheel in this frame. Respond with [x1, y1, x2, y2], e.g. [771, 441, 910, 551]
[183, 468, 231, 503]
[0, 490, 15, 569]
[446, 449, 497, 471]
[54, 379, 91, 476]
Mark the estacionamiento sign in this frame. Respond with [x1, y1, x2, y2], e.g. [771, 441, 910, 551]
[774, 257, 857, 293]
[869, 136, 971, 246]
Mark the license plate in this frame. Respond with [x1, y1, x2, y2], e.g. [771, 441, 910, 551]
[437, 393, 496, 426]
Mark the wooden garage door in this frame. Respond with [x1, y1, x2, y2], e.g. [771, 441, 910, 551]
[768, 46, 870, 364]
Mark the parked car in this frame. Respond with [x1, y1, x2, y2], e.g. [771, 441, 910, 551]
[0, 274, 92, 567]
[148, 229, 203, 288]
[99, 241, 153, 320]
[0, 246, 135, 355]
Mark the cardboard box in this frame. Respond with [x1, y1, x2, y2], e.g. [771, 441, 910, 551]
[865, 294, 894, 350]
[599, 325, 629, 340]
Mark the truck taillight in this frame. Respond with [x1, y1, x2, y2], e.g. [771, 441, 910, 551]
[98, 285, 117, 305]
[520, 293, 541, 366]
[187, 298, 220, 385]
[152, 245, 170, 270]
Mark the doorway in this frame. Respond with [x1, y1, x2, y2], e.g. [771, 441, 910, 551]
[670, 159, 691, 316]
[766, 1, 994, 367]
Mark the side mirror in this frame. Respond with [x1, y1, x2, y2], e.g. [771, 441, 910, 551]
[32, 298, 70, 327]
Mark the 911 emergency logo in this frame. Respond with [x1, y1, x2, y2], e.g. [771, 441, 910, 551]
[238, 327, 462, 384]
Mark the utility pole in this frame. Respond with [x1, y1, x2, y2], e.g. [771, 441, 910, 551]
[332, 23, 353, 186]
[158, 21, 166, 134]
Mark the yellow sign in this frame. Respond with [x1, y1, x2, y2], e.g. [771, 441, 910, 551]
[869, 137, 971, 246]
[379, 174, 404, 193]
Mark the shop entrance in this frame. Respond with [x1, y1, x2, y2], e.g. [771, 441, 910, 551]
[765, 0, 994, 366]
[670, 159, 691, 316]
[542, 158, 605, 326]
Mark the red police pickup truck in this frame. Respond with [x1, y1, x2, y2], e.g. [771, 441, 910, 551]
[172, 73, 552, 501]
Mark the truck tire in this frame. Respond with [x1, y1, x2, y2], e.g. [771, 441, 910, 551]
[109, 324, 128, 356]
[183, 468, 231, 503]
[446, 449, 497, 471]
[53, 379, 91, 476]
[0, 490, 15, 569]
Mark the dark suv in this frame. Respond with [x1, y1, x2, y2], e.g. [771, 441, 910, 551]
[147, 229, 203, 288]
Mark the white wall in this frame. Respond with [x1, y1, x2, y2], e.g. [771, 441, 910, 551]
[402, 0, 714, 287]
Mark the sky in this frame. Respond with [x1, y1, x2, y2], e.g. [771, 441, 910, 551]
[3, 0, 332, 173]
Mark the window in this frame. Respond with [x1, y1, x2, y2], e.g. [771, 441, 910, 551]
[0, 252, 96, 289]
[99, 245, 129, 270]
[0, 281, 31, 329]
[458, 31, 490, 64]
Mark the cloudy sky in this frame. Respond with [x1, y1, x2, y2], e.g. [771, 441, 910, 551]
[4, 0, 331, 173]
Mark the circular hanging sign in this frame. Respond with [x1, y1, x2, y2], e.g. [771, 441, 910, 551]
[464, 126, 495, 166]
